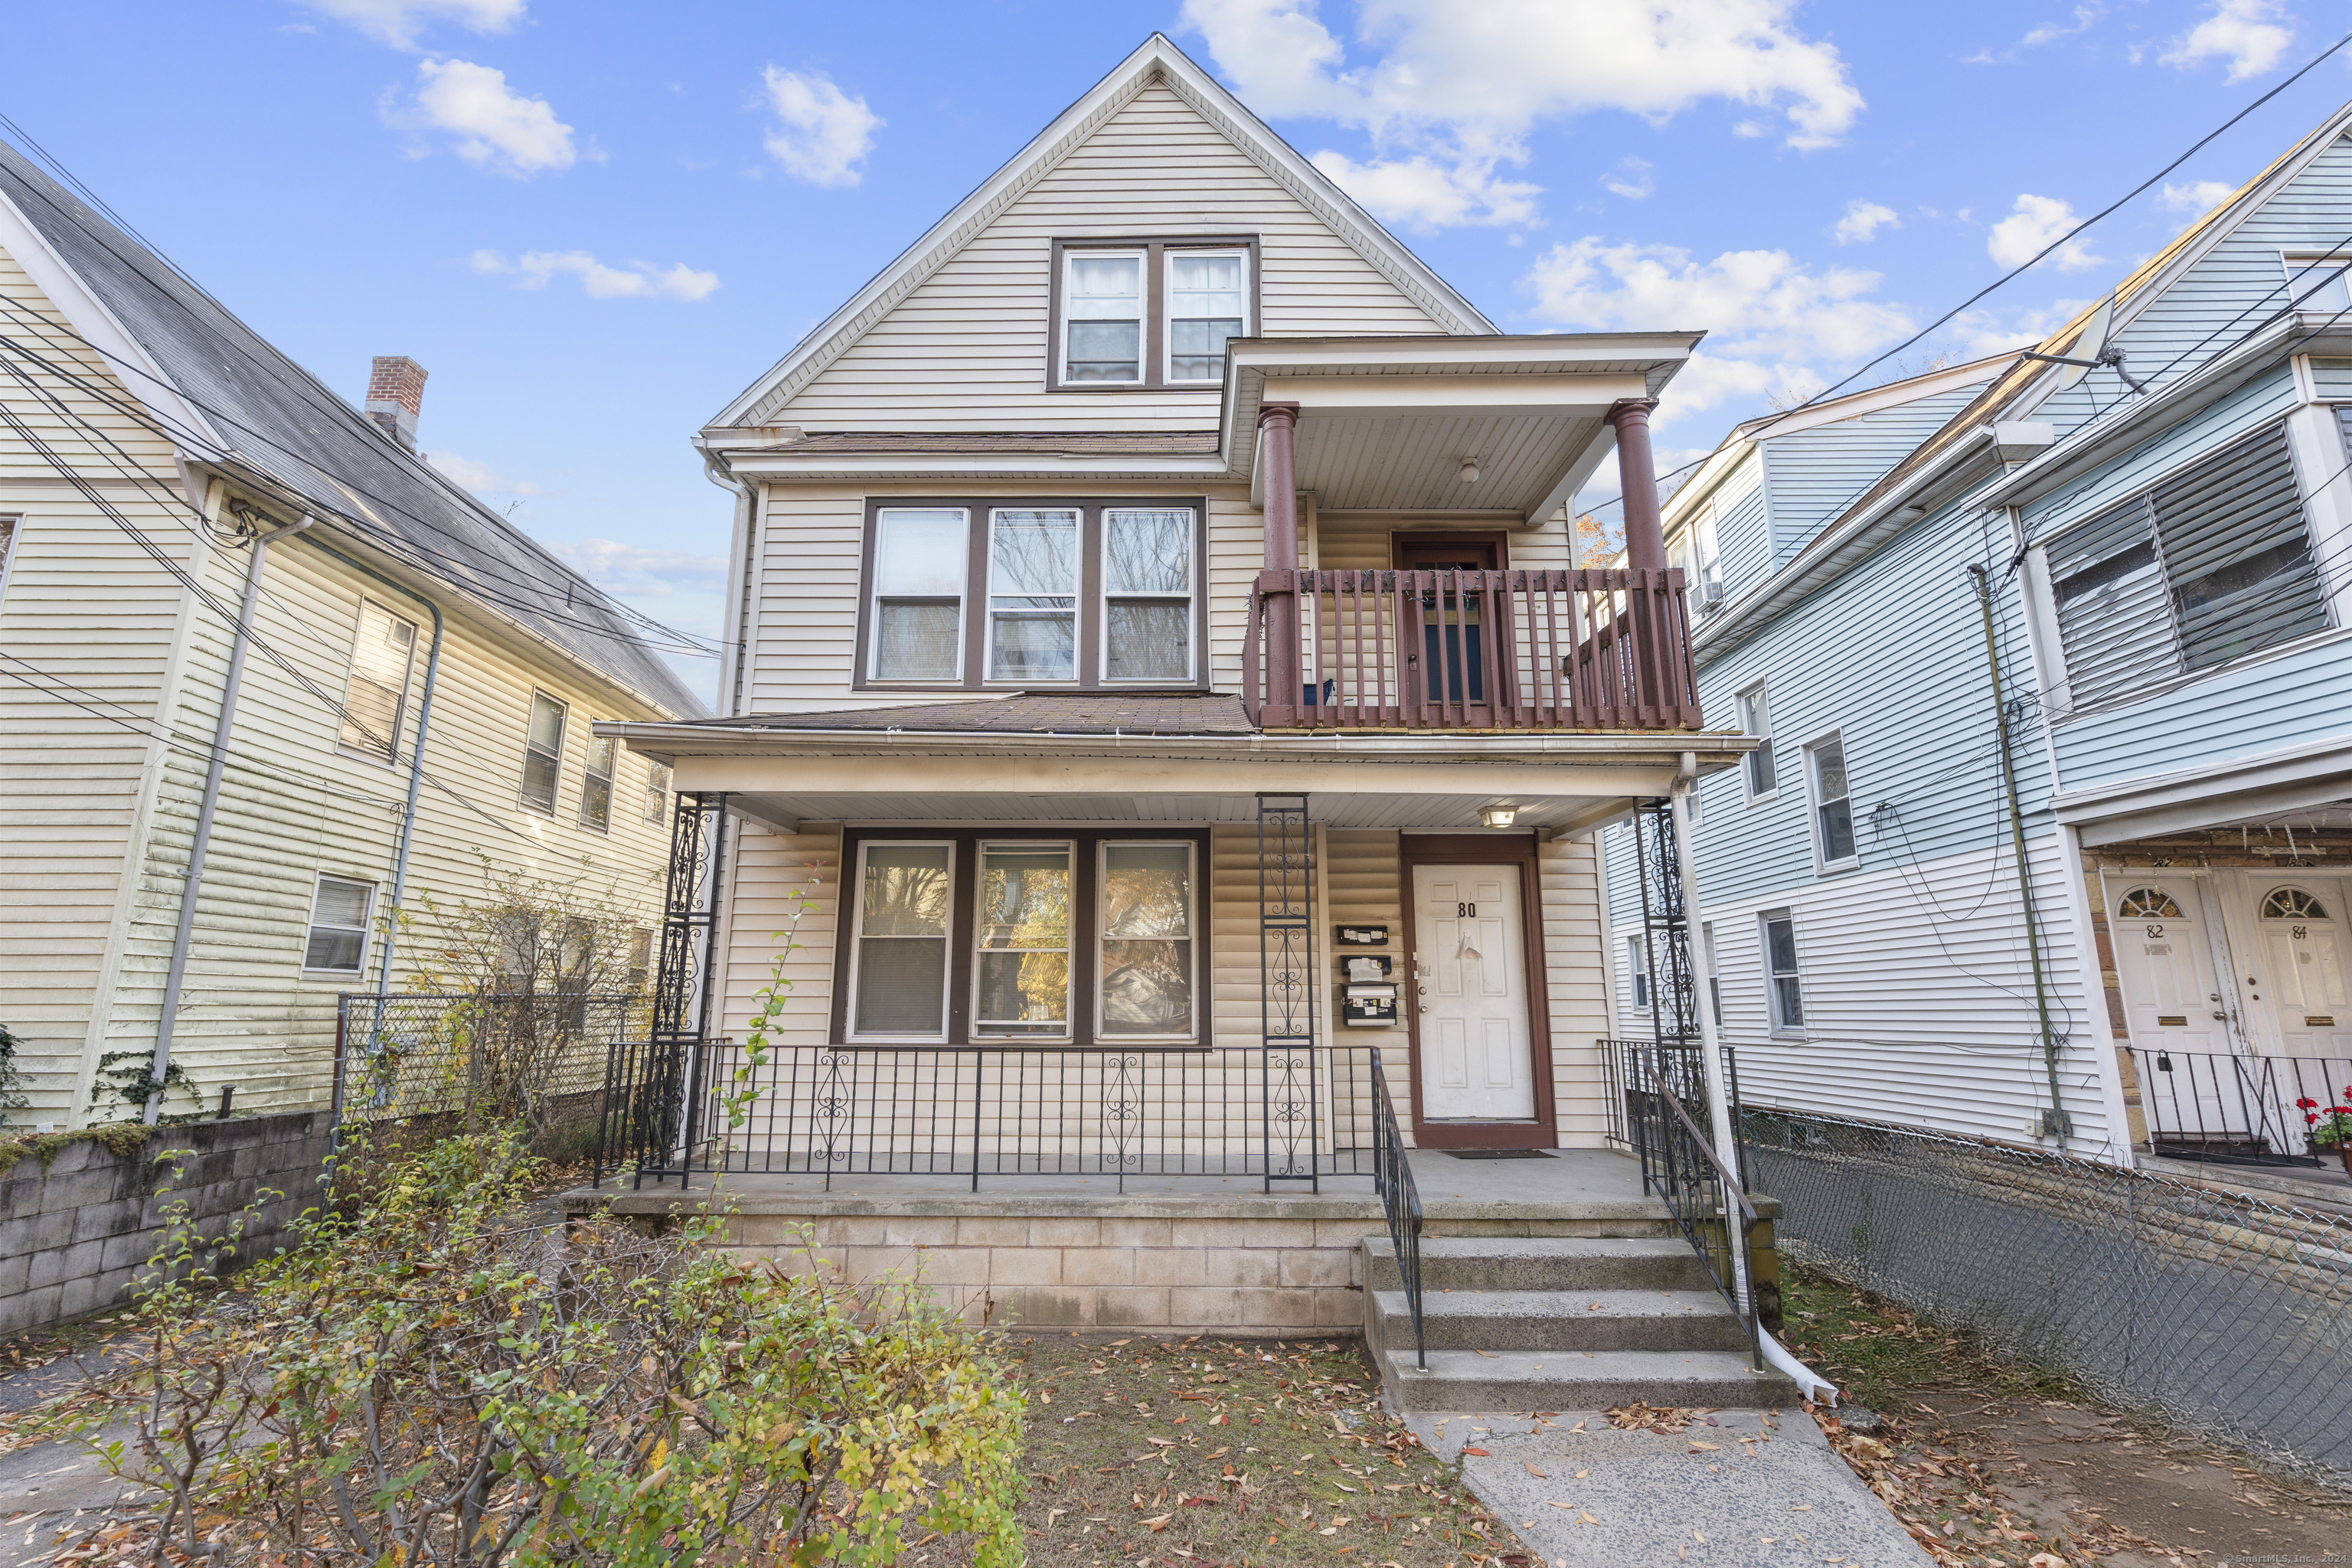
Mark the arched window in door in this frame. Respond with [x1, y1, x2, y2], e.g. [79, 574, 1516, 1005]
[2117, 887, 2183, 920]
[2260, 887, 2328, 920]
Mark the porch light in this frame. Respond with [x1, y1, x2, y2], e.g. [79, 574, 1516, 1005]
[1479, 804, 1518, 828]
[1459, 456, 1481, 485]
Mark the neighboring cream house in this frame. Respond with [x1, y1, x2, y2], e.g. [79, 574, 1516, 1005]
[606, 35, 1746, 1171]
[0, 136, 707, 1129]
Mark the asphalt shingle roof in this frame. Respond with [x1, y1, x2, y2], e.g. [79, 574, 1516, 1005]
[0, 136, 707, 718]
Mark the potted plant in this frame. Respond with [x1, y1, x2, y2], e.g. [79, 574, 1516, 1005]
[2297, 1092, 2352, 1177]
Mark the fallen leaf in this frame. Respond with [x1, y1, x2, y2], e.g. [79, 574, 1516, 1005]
[1142, 1514, 1173, 1531]
[1689, 1441, 1721, 1452]
[1545, 1501, 1576, 1510]
[1524, 1462, 1548, 1478]
[1461, 1447, 1490, 1457]
[1575, 1468, 1589, 1479]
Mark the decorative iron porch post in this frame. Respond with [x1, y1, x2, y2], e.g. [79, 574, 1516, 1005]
[1259, 401, 1302, 709]
[1257, 792, 1318, 1190]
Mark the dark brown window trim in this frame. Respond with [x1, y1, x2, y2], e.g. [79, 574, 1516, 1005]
[852, 495, 1210, 693]
[1047, 236, 1261, 392]
[1396, 832, 1557, 1150]
[1390, 530, 1514, 570]
[828, 828, 1212, 1048]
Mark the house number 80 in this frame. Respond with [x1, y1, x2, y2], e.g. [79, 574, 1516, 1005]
[1458, 902, 1478, 917]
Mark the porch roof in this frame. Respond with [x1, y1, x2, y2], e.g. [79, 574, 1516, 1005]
[666, 691, 1257, 737]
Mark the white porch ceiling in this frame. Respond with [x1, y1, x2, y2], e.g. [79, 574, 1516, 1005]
[724, 789, 1641, 834]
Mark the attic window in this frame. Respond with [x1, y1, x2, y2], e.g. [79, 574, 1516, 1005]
[1050, 237, 1257, 391]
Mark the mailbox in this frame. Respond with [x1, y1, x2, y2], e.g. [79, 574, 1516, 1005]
[1342, 981, 1399, 1027]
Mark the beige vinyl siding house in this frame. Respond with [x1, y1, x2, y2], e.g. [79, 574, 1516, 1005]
[0, 137, 705, 1128]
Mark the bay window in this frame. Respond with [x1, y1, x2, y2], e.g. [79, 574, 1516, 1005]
[835, 831, 1203, 1045]
[859, 498, 1204, 690]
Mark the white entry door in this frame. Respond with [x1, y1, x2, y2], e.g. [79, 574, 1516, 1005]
[2109, 880, 2252, 1145]
[2238, 880, 2352, 1058]
[1410, 864, 1535, 1121]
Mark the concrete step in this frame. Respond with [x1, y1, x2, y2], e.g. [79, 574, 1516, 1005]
[1370, 1288, 1751, 1354]
[1378, 1348, 1798, 1411]
[1363, 1234, 1716, 1294]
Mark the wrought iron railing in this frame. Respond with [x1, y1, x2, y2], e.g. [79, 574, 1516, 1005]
[337, 992, 649, 1132]
[594, 1040, 1393, 1192]
[1368, 1045, 1426, 1370]
[2123, 1045, 2352, 1168]
[1239, 567, 1703, 730]
[1601, 1037, 1762, 1367]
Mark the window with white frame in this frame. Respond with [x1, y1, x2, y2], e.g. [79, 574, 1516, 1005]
[1098, 842, 1196, 1037]
[849, 842, 956, 1039]
[2285, 254, 2352, 314]
[2047, 420, 2328, 710]
[870, 508, 969, 682]
[644, 760, 672, 825]
[519, 691, 567, 817]
[1674, 506, 1724, 606]
[579, 729, 616, 832]
[303, 874, 374, 974]
[1805, 734, 1857, 868]
[988, 509, 1081, 681]
[1700, 920, 1721, 1029]
[1103, 508, 1194, 681]
[1166, 250, 1247, 383]
[863, 501, 1203, 690]
[338, 599, 419, 764]
[975, 842, 1074, 1038]
[1737, 683, 1777, 798]
[1625, 934, 1651, 1009]
[626, 928, 652, 994]
[1063, 251, 1145, 382]
[1761, 909, 1805, 1033]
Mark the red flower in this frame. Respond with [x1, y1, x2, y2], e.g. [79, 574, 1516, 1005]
[2309, 1112, 2322, 1125]
[2296, 1097, 2320, 1109]
[2332, 1106, 2352, 1116]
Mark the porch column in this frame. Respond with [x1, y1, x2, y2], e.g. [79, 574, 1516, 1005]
[1259, 401, 1302, 706]
[1609, 399, 1667, 571]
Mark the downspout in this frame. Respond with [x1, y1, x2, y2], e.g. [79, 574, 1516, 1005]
[702, 452, 754, 719]
[1968, 563, 2069, 1148]
[146, 511, 314, 1123]
[292, 534, 446, 1005]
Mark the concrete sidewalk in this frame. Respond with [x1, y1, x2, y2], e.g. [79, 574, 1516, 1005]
[1408, 1406, 1932, 1567]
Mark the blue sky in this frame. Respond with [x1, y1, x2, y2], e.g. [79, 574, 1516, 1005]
[6, 0, 2344, 701]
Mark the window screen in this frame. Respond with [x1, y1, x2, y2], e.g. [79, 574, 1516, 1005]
[305, 875, 373, 972]
[852, 844, 953, 1037]
[338, 600, 418, 763]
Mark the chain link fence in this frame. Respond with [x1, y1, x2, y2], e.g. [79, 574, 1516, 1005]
[336, 993, 649, 1167]
[1744, 1108, 2352, 1487]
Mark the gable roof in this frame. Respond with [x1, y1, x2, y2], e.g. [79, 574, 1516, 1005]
[706, 33, 1496, 433]
[0, 136, 708, 720]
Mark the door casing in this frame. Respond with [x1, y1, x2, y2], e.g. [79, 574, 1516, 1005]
[1398, 832, 1556, 1148]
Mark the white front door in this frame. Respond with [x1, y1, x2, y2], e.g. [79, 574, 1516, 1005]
[1410, 864, 1535, 1121]
[2110, 880, 2248, 1144]
[2238, 880, 2352, 1058]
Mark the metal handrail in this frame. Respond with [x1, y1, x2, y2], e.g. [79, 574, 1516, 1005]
[1368, 1047, 1426, 1370]
[1655, 1080, 1758, 1221]
[1625, 1044, 1762, 1369]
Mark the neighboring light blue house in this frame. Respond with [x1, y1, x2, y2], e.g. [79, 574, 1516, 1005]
[1607, 102, 2352, 1168]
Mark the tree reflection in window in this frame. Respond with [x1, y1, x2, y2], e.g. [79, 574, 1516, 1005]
[1100, 844, 1194, 1035]
[976, 844, 1073, 1036]
[2117, 887, 2184, 920]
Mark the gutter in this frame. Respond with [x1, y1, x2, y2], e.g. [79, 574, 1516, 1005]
[292, 533, 447, 1008]
[146, 511, 313, 1123]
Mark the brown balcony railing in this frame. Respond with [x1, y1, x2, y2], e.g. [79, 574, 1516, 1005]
[1240, 567, 1704, 730]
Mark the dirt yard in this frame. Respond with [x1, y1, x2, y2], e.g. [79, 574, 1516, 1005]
[1781, 1264, 2350, 1567]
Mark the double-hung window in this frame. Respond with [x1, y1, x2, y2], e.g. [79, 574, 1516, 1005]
[2047, 420, 2328, 710]
[644, 760, 672, 825]
[988, 510, 1081, 681]
[861, 500, 1204, 690]
[520, 691, 567, 817]
[1762, 910, 1805, 1034]
[871, 508, 969, 682]
[1625, 934, 1651, 1010]
[1103, 508, 1194, 681]
[1737, 683, 1777, 798]
[2285, 254, 2352, 314]
[1673, 507, 1724, 607]
[1700, 922, 1722, 1029]
[840, 832, 1201, 1044]
[579, 730, 616, 832]
[1805, 734, 1857, 869]
[303, 874, 374, 975]
[1054, 239, 1255, 390]
[338, 599, 419, 764]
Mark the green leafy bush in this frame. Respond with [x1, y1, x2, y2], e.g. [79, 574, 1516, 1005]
[74, 1126, 1026, 1566]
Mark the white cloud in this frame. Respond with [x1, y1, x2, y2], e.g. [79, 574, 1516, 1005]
[760, 66, 882, 188]
[1987, 194, 2105, 272]
[1948, 300, 2088, 358]
[2160, 0, 2294, 80]
[424, 449, 541, 495]
[471, 249, 720, 302]
[2160, 178, 2239, 220]
[1833, 198, 1900, 245]
[1603, 157, 1655, 201]
[1310, 149, 1540, 227]
[404, 58, 575, 176]
[1524, 237, 1910, 427]
[296, 0, 522, 50]
[2022, 5, 2102, 47]
[550, 539, 728, 599]
[1181, 0, 1864, 227]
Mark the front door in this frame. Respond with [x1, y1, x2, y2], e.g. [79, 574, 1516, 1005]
[1395, 534, 1501, 705]
[2233, 880, 2352, 1058]
[1410, 863, 1536, 1122]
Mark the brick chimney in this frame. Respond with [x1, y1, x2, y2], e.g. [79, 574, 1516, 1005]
[364, 356, 427, 452]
